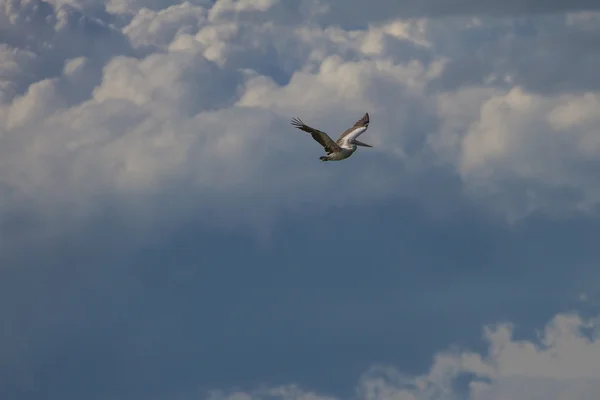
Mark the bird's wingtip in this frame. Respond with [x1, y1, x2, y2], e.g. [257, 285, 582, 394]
[291, 117, 306, 128]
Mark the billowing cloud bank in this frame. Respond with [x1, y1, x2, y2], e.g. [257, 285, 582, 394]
[2, 0, 600, 239]
[209, 311, 600, 400]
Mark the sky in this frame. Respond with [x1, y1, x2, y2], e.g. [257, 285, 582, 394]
[2, 0, 600, 399]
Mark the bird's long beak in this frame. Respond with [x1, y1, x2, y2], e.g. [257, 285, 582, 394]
[353, 139, 373, 148]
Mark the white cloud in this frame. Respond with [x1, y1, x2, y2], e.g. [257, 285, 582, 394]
[123, 2, 207, 50]
[1, 0, 600, 236]
[454, 87, 600, 218]
[0, 44, 38, 103]
[207, 311, 600, 400]
[0, 0, 132, 107]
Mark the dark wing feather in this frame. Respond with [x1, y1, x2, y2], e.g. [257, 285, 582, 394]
[291, 117, 341, 154]
[336, 112, 370, 143]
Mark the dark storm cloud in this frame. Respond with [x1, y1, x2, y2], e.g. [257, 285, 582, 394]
[1, 201, 600, 400]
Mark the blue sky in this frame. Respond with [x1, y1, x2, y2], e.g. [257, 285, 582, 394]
[2, 1, 600, 400]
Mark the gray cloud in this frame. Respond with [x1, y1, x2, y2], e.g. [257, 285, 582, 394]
[0, 0, 132, 104]
[427, 14, 600, 95]
[312, 0, 600, 26]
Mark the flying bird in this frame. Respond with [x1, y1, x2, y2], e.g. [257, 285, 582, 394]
[291, 112, 372, 162]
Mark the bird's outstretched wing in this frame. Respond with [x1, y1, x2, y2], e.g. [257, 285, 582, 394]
[336, 113, 370, 144]
[291, 117, 341, 154]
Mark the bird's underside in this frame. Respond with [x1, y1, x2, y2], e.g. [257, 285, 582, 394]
[290, 112, 372, 161]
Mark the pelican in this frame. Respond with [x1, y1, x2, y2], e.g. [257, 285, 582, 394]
[291, 112, 372, 161]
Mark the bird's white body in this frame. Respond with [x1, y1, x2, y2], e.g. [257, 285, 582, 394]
[326, 140, 356, 161]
